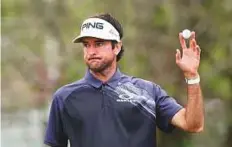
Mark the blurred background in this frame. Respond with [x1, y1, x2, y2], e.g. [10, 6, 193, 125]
[1, 0, 232, 146]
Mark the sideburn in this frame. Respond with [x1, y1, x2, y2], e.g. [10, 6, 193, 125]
[111, 41, 117, 50]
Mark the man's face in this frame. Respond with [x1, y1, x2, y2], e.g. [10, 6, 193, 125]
[82, 37, 120, 72]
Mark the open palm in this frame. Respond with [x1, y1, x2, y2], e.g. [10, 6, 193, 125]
[176, 32, 201, 78]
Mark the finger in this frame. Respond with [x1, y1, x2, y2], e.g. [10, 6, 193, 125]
[190, 31, 196, 40]
[190, 32, 197, 52]
[190, 31, 196, 47]
[196, 45, 201, 59]
[176, 49, 181, 63]
[179, 33, 187, 50]
[190, 40, 197, 52]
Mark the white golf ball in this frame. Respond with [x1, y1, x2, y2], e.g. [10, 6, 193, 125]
[182, 29, 191, 39]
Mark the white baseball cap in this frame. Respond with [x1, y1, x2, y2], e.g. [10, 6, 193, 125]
[72, 18, 120, 43]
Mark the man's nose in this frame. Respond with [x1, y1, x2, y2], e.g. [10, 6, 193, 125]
[87, 45, 97, 55]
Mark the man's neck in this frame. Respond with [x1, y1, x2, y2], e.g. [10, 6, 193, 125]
[90, 64, 117, 83]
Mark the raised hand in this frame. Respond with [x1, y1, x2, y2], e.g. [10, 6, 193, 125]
[176, 31, 201, 79]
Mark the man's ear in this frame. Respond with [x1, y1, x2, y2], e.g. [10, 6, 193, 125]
[114, 41, 122, 55]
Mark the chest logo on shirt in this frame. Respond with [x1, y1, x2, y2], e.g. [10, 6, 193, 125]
[113, 82, 156, 118]
[117, 95, 138, 102]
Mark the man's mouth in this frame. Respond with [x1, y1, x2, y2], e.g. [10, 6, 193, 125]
[88, 57, 101, 61]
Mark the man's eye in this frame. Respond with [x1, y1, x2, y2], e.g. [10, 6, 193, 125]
[96, 42, 104, 47]
[83, 44, 89, 48]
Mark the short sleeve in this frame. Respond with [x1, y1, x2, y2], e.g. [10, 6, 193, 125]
[154, 84, 183, 133]
[44, 94, 68, 147]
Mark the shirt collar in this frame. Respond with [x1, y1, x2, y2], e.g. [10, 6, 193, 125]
[84, 68, 122, 88]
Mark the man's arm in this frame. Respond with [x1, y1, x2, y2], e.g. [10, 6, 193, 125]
[171, 82, 204, 132]
[44, 94, 68, 147]
[171, 31, 204, 133]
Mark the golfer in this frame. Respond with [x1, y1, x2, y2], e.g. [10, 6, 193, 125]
[44, 13, 204, 147]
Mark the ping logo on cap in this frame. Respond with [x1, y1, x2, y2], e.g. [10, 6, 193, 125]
[73, 18, 120, 43]
[81, 22, 104, 30]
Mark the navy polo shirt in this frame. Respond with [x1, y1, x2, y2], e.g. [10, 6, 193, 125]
[44, 69, 183, 147]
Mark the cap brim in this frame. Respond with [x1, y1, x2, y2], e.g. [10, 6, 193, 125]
[72, 34, 119, 43]
[72, 34, 102, 43]
[72, 35, 106, 43]
[72, 35, 84, 43]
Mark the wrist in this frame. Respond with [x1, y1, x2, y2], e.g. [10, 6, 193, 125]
[185, 74, 200, 85]
[184, 72, 199, 79]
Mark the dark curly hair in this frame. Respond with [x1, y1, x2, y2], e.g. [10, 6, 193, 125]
[91, 13, 124, 62]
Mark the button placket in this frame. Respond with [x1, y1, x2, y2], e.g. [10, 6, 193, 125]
[101, 84, 110, 107]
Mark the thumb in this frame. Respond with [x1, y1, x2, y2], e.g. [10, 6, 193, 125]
[176, 49, 181, 64]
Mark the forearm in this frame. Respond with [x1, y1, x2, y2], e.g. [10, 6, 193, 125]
[185, 83, 204, 132]
[173, 30, 204, 132]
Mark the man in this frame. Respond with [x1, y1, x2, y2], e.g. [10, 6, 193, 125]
[44, 13, 204, 147]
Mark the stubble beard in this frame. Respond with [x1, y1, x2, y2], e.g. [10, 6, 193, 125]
[86, 57, 115, 73]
